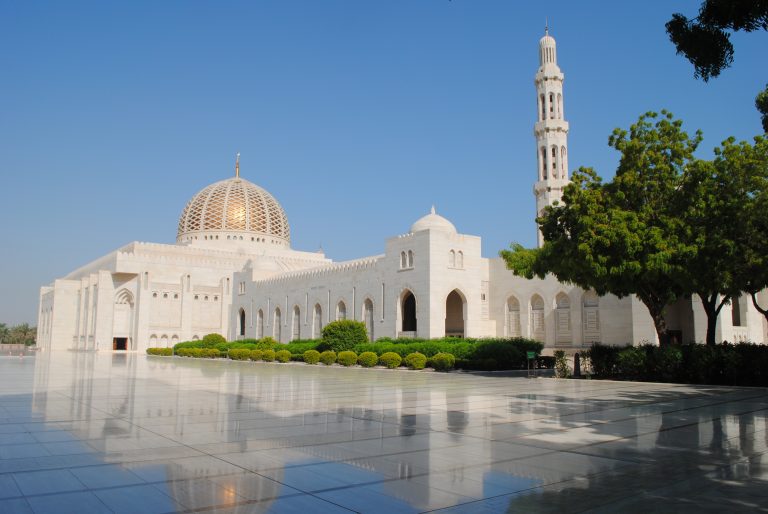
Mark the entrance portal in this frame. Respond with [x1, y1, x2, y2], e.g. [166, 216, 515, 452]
[402, 291, 417, 332]
[113, 337, 128, 351]
[445, 290, 465, 337]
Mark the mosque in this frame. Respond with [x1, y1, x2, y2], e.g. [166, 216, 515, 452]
[36, 32, 768, 353]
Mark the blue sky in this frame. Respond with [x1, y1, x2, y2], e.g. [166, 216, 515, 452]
[1, 1, 766, 325]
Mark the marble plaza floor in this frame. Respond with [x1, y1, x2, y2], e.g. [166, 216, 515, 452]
[1, 353, 767, 513]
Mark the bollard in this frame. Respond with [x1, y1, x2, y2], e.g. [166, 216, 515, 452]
[573, 352, 581, 378]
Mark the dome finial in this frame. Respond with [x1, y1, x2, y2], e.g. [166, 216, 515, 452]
[545, 17, 548, 36]
[431, 205, 436, 215]
[235, 152, 240, 178]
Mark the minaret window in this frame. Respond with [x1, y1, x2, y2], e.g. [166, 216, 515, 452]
[540, 147, 547, 180]
[549, 93, 555, 119]
[551, 146, 558, 177]
[540, 94, 546, 121]
[557, 93, 563, 119]
[561, 146, 567, 177]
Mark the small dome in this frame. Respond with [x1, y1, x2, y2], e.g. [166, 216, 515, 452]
[410, 206, 457, 234]
[177, 176, 290, 245]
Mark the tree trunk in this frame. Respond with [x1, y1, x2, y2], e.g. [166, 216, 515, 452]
[698, 292, 728, 346]
[640, 297, 669, 346]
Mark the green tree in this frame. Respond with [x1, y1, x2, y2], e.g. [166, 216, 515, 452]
[666, 1, 768, 81]
[677, 136, 768, 345]
[9, 323, 36, 345]
[756, 84, 768, 132]
[502, 111, 700, 344]
[0, 323, 8, 344]
[666, 2, 768, 129]
[744, 145, 768, 320]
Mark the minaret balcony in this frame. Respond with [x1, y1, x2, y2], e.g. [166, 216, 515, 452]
[534, 119, 569, 134]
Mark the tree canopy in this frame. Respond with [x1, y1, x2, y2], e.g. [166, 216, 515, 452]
[666, 0, 768, 81]
[502, 112, 768, 345]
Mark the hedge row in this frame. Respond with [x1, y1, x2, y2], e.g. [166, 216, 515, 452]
[166, 333, 543, 371]
[147, 346, 459, 371]
[585, 342, 768, 386]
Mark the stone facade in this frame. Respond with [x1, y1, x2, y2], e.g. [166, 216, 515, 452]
[36, 31, 768, 352]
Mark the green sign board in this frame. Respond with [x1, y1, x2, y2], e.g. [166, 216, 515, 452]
[527, 351, 536, 359]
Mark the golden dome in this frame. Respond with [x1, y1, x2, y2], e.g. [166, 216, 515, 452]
[176, 176, 290, 246]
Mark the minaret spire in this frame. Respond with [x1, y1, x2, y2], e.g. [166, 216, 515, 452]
[235, 152, 240, 178]
[533, 29, 569, 247]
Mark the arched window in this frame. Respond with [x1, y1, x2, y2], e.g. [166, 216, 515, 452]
[401, 291, 417, 333]
[238, 308, 246, 336]
[557, 93, 562, 119]
[400, 251, 407, 269]
[539, 94, 546, 121]
[449, 250, 456, 267]
[171, 335, 179, 346]
[407, 250, 414, 268]
[506, 297, 521, 337]
[549, 93, 555, 118]
[551, 146, 558, 177]
[561, 146, 567, 178]
[192, 335, 200, 341]
[337, 301, 347, 321]
[256, 309, 264, 338]
[732, 294, 746, 327]
[530, 295, 545, 341]
[582, 291, 600, 343]
[457, 251, 464, 269]
[149, 334, 158, 347]
[540, 147, 547, 180]
[292, 306, 301, 341]
[313, 304, 322, 339]
[363, 299, 374, 341]
[160, 334, 169, 348]
[555, 293, 571, 344]
[273, 307, 282, 341]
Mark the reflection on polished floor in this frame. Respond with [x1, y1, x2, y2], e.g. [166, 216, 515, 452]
[1, 353, 768, 513]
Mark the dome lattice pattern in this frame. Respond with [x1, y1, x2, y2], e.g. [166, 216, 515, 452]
[177, 177, 290, 241]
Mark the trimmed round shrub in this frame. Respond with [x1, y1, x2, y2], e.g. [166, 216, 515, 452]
[249, 349, 263, 361]
[337, 351, 358, 367]
[358, 351, 378, 368]
[319, 350, 337, 365]
[320, 320, 368, 352]
[404, 352, 427, 370]
[379, 352, 402, 369]
[261, 349, 276, 362]
[202, 333, 227, 348]
[275, 349, 292, 363]
[303, 349, 321, 365]
[430, 352, 455, 371]
[228, 349, 251, 361]
[255, 337, 278, 350]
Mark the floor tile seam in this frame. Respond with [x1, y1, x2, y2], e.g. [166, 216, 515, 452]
[522, 408, 768, 458]
[169, 491, 337, 514]
[564, 451, 768, 514]
[475, 395, 768, 442]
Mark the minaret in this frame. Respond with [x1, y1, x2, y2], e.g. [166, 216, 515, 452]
[533, 27, 569, 247]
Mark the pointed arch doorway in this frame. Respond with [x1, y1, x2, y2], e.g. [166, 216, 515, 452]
[445, 290, 466, 337]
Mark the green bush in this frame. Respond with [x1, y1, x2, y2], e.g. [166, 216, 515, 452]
[249, 349, 264, 361]
[337, 351, 358, 367]
[275, 349, 291, 363]
[429, 352, 455, 371]
[554, 350, 570, 378]
[261, 349, 276, 362]
[228, 349, 251, 361]
[320, 320, 368, 352]
[303, 349, 321, 364]
[319, 350, 337, 365]
[255, 337, 278, 350]
[404, 352, 427, 370]
[617, 347, 646, 379]
[585, 343, 623, 377]
[358, 351, 378, 367]
[202, 333, 227, 348]
[146, 348, 173, 356]
[379, 352, 402, 369]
